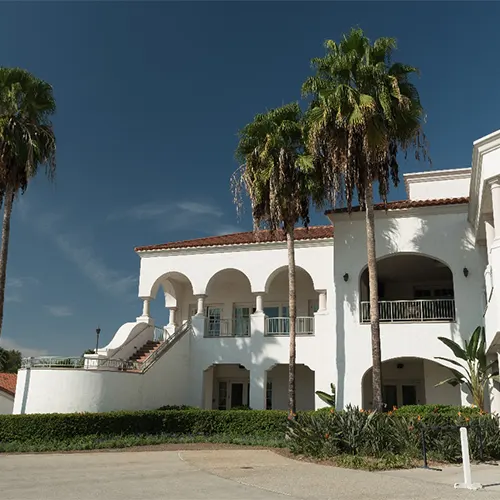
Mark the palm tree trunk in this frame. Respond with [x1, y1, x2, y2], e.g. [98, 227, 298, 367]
[287, 229, 297, 420]
[365, 183, 383, 412]
[0, 185, 14, 340]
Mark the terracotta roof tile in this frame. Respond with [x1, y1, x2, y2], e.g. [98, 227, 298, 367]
[0, 372, 17, 397]
[135, 225, 334, 252]
[325, 197, 469, 214]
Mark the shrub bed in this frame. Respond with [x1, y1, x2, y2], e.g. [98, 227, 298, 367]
[0, 409, 288, 443]
[289, 405, 500, 463]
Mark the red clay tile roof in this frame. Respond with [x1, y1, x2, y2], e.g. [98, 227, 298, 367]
[135, 225, 334, 252]
[325, 197, 469, 214]
[0, 373, 17, 397]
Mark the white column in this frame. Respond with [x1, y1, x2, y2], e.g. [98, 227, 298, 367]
[196, 295, 206, 316]
[318, 290, 327, 312]
[249, 367, 266, 410]
[142, 298, 150, 317]
[490, 178, 500, 240]
[485, 220, 495, 256]
[168, 307, 177, 327]
[137, 297, 153, 324]
[490, 352, 500, 416]
[255, 293, 264, 314]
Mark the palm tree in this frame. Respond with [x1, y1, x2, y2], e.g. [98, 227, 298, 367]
[302, 28, 428, 411]
[232, 102, 312, 419]
[436, 326, 500, 412]
[0, 68, 57, 338]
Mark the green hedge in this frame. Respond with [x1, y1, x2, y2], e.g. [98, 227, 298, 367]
[0, 409, 288, 443]
[393, 404, 481, 419]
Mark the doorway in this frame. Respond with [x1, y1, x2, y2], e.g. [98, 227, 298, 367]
[217, 380, 249, 409]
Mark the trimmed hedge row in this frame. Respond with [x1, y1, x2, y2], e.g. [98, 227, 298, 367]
[0, 409, 288, 443]
[392, 404, 482, 418]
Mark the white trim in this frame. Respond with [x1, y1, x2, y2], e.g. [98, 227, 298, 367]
[468, 129, 500, 230]
[404, 167, 471, 198]
[328, 202, 468, 223]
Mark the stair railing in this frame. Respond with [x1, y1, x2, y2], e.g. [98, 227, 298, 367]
[133, 320, 192, 373]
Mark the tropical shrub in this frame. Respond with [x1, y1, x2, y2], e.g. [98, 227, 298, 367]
[288, 405, 500, 462]
[436, 326, 500, 411]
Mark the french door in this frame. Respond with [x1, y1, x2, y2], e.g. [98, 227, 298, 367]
[207, 306, 222, 336]
[217, 380, 248, 409]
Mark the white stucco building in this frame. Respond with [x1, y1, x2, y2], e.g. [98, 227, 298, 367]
[13, 130, 500, 415]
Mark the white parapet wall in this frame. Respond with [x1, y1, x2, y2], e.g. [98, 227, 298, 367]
[13, 332, 190, 414]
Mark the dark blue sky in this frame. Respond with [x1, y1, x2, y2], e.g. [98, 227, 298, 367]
[0, 1, 499, 356]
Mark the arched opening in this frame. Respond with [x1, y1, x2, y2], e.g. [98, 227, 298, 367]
[149, 272, 194, 330]
[264, 266, 317, 335]
[361, 357, 461, 410]
[203, 363, 250, 409]
[203, 269, 253, 337]
[265, 364, 315, 410]
[359, 254, 455, 323]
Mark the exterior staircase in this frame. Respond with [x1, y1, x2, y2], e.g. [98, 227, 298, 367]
[129, 340, 162, 363]
[123, 321, 191, 373]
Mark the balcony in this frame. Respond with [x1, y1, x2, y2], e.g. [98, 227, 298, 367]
[205, 318, 250, 337]
[265, 316, 314, 336]
[360, 299, 456, 323]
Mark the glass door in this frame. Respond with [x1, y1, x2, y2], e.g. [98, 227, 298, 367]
[233, 306, 251, 336]
[218, 381, 228, 410]
[383, 385, 398, 412]
[207, 306, 222, 337]
[230, 382, 244, 408]
[402, 385, 417, 406]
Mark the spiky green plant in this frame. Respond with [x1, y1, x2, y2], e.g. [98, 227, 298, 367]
[435, 326, 500, 411]
[316, 382, 336, 407]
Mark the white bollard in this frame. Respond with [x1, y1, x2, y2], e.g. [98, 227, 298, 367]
[454, 427, 483, 490]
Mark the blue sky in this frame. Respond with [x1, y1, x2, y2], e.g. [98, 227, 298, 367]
[0, 1, 499, 356]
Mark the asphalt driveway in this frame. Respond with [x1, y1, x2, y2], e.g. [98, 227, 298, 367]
[1, 448, 499, 500]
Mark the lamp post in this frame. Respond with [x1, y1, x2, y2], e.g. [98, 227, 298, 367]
[95, 326, 101, 354]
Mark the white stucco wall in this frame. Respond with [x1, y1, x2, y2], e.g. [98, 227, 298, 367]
[267, 364, 315, 411]
[330, 205, 486, 409]
[0, 390, 13, 414]
[405, 168, 471, 201]
[138, 240, 336, 411]
[13, 333, 190, 414]
[423, 360, 461, 406]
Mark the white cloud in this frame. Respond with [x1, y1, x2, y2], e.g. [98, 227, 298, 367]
[5, 276, 39, 303]
[0, 336, 48, 357]
[45, 305, 73, 318]
[20, 207, 137, 300]
[53, 232, 137, 298]
[108, 199, 243, 236]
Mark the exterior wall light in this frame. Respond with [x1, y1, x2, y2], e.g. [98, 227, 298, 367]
[343, 273, 349, 282]
[463, 267, 469, 278]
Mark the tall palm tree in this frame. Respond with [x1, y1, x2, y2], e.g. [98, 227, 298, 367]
[0, 68, 57, 338]
[232, 102, 312, 419]
[303, 28, 428, 411]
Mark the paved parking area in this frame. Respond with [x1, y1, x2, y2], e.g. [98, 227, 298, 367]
[1, 449, 499, 500]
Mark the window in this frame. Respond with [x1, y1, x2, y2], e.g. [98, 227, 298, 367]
[218, 381, 228, 410]
[414, 286, 454, 299]
[266, 381, 273, 410]
[233, 306, 252, 336]
[263, 305, 288, 317]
